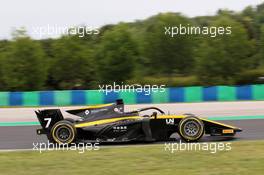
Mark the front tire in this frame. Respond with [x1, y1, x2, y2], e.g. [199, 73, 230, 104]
[51, 120, 77, 144]
[178, 116, 204, 142]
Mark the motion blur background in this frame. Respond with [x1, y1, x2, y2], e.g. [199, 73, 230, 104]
[0, 1, 264, 91]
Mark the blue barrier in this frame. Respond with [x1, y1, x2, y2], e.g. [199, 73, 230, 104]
[0, 84, 263, 106]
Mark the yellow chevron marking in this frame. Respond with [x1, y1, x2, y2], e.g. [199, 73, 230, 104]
[78, 103, 113, 110]
[155, 115, 185, 119]
[74, 114, 239, 130]
[74, 116, 142, 128]
[74, 115, 186, 128]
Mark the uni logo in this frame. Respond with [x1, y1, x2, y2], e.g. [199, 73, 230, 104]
[166, 119, 174, 125]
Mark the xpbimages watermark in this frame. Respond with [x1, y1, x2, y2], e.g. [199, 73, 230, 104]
[32, 24, 100, 38]
[164, 140, 232, 154]
[32, 141, 100, 153]
[99, 82, 166, 95]
[164, 24, 232, 38]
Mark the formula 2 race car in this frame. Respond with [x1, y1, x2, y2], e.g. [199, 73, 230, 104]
[35, 99, 242, 144]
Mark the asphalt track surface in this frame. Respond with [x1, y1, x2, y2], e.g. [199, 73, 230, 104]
[0, 101, 264, 150]
[0, 119, 263, 150]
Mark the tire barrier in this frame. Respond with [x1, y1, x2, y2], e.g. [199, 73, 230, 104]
[0, 84, 264, 106]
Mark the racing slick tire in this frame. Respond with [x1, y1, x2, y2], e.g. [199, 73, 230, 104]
[50, 120, 77, 144]
[178, 116, 204, 142]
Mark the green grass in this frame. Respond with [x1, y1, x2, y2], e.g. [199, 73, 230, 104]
[0, 140, 264, 175]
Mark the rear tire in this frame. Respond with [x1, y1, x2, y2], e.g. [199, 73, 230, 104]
[178, 116, 204, 142]
[51, 120, 77, 144]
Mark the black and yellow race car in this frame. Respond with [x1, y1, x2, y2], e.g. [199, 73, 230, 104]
[35, 99, 242, 144]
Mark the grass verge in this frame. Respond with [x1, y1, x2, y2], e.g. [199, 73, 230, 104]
[0, 140, 263, 175]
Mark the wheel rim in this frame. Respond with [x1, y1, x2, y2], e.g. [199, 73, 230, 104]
[183, 120, 200, 137]
[55, 126, 72, 142]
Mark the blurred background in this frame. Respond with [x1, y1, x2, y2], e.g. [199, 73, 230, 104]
[0, 1, 264, 91]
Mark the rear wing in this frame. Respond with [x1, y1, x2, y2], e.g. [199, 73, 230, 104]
[35, 109, 64, 135]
